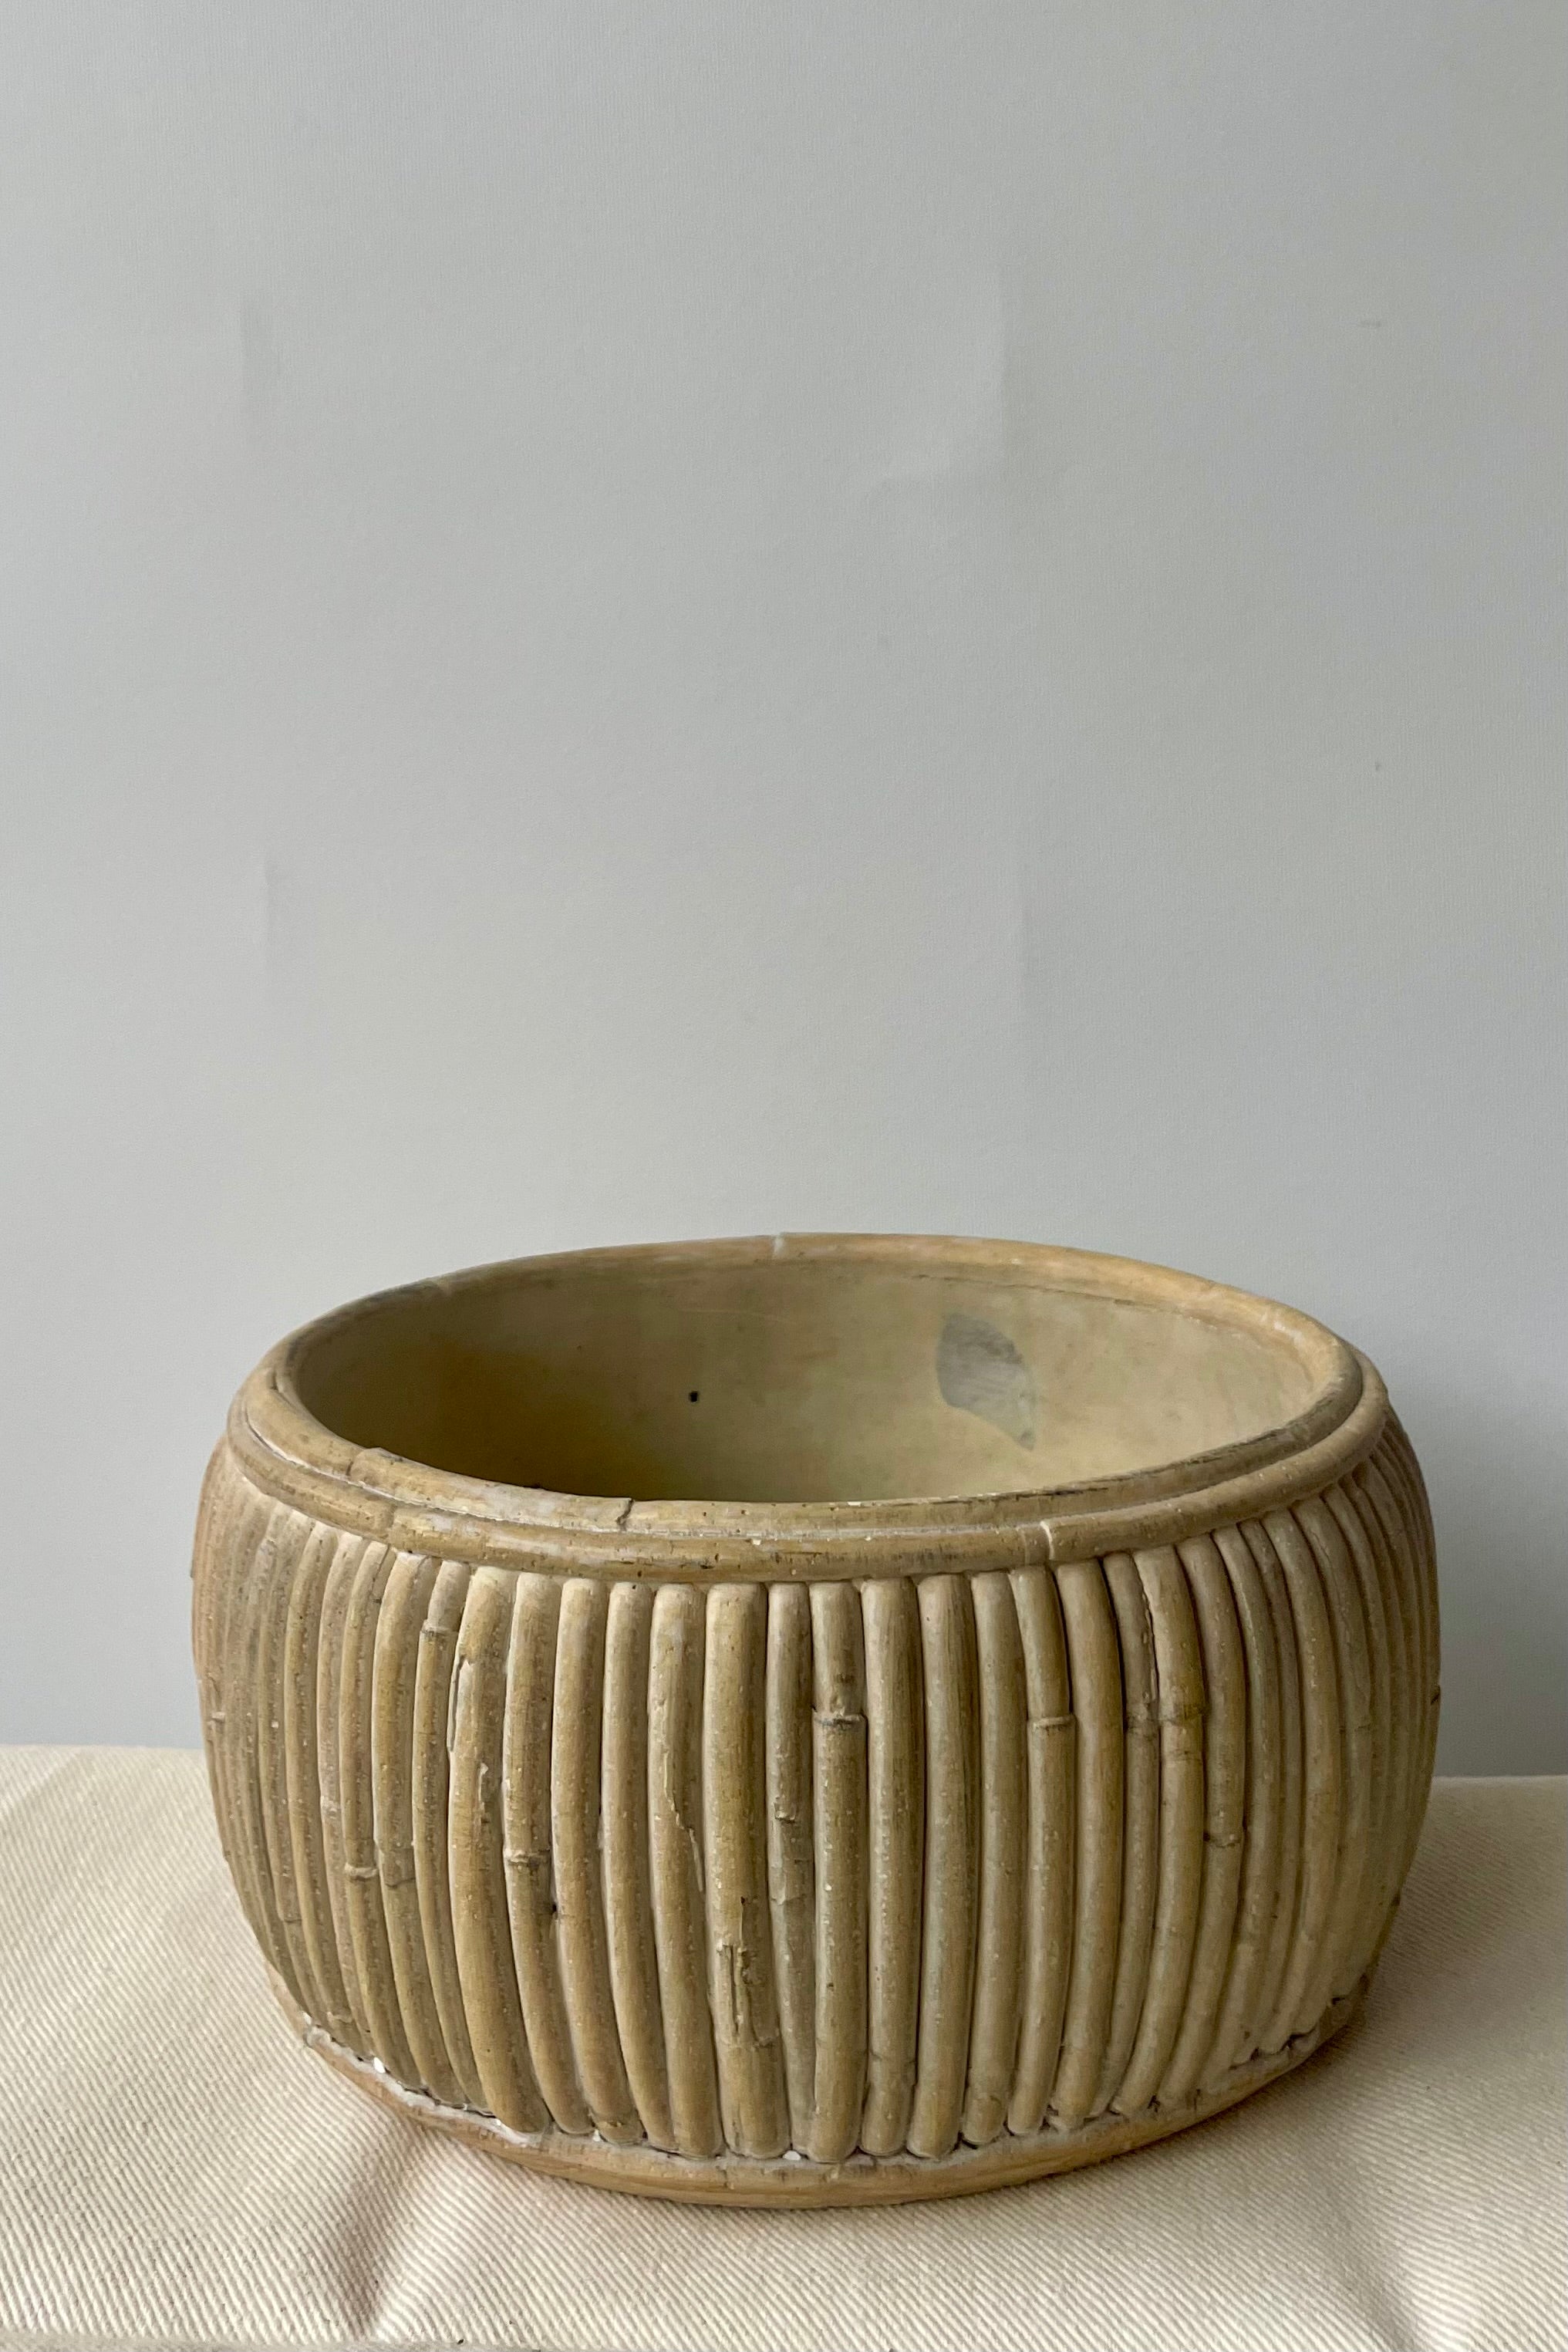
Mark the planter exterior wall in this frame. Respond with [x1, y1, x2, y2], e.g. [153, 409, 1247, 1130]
[191, 1237, 1439, 2205]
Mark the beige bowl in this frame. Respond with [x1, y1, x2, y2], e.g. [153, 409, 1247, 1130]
[193, 1233, 1438, 2205]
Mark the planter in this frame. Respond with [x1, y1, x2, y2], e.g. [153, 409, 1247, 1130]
[192, 1233, 1438, 2205]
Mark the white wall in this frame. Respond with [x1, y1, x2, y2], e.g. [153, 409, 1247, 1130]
[2, 5, 1562, 1770]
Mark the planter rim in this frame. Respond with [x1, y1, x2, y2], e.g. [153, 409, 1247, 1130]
[228, 1233, 1383, 1578]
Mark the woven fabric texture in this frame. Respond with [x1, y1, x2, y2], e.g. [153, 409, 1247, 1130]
[0, 1751, 1561, 2352]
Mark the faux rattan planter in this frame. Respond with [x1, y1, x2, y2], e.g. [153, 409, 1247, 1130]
[193, 1234, 1438, 2205]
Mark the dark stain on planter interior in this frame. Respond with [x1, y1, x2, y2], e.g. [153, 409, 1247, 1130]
[936, 1312, 1037, 1449]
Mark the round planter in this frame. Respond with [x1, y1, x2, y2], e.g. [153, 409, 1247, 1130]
[192, 1233, 1438, 2205]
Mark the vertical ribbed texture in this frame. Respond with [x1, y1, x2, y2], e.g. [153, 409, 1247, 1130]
[190, 1443, 228, 1841]
[254, 1510, 322, 2026]
[1095, 1552, 1159, 2115]
[1162, 1536, 1246, 2104]
[1007, 1567, 1074, 2134]
[703, 1586, 788, 2158]
[906, 1576, 980, 2158]
[601, 1583, 673, 2148]
[1244, 1516, 1307, 2053]
[1324, 1483, 1398, 1954]
[860, 1577, 924, 2155]
[1202, 1526, 1283, 2084]
[195, 1456, 250, 1926]
[450, 1569, 546, 2133]
[1361, 1440, 1439, 1887]
[552, 1579, 641, 2141]
[194, 1418, 1438, 2175]
[1265, 1508, 1345, 2043]
[1110, 1547, 1204, 2117]
[807, 1582, 868, 2163]
[503, 1574, 588, 2134]
[765, 1584, 816, 2149]
[647, 1584, 722, 2158]
[961, 1574, 1025, 2146]
[284, 1523, 360, 2050]
[372, 1550, 465, 2104]
[228, 1497, 297, 1999]
[339, 1541, 419, 2084]
[314, 1531, 375, 2056]
[410, 1557, 484, 2108]
[1295, 1498, 1374, 2011]
[1050, 1558, 1124, 2130]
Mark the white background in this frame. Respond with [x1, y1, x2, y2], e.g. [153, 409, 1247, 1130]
[2, 5, 1561, 1769]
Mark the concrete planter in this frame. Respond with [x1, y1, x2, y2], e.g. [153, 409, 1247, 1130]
[193, 1233, 1438, 2204]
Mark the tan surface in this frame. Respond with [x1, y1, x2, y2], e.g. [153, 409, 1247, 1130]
[197, 1236, 1439, 2202]
[0, 1753, 1561, 2352]
[270, 1234, 1350, 1507]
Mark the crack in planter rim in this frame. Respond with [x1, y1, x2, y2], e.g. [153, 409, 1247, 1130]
[228, 1233, 1382, 1580]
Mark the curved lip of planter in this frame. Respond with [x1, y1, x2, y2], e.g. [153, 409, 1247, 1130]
[229, 1231, 1384, 1578]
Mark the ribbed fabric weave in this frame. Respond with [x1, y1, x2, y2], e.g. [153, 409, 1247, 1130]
[0, 1753, 1561, 2352]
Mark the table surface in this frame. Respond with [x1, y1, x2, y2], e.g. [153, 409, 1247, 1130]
[0, 1751, 1562, 2352]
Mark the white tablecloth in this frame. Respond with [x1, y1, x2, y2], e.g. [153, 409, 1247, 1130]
[0, 1750, 1562, 2352]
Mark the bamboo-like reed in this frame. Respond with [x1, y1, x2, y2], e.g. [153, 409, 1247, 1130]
[808, 1580, 868, 2162]
[602, 1581, 674, 2148]
[647, 1584, 722, 2158]
[340, 1539, 418, 2084]
[410, 1557, 484, 2107]
[1110, 1547, 1204, 2116]
[314, 1530, 376, 2057]
[860, 1577, 924, 2155]
[765, 1582, 816, 2148]
[503, 1573, 588, 2133]
[1006, 1567, 1074, 2135]
[285, 1523, 361, 2051]
[905, 1576, 979, 2159]
[1050, 1559, 1124, 2131]
[552, 1578, 642, 2141]
[1201, 1524, 1283, 2084]
[703, 1585, 788, 2158]
[1094, 1551, 1158, 2115]
[372, 1549, 465, 2104]
[1161, 1535, 1246, 2104]
[448, 1568, 547, 2134]
[960, 1574, 1024, 2147]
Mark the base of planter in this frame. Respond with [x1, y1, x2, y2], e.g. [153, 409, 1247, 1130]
[269, 1966, 1368, 2207]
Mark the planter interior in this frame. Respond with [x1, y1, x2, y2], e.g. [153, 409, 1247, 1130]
[289, 1240, 1344, 1510]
